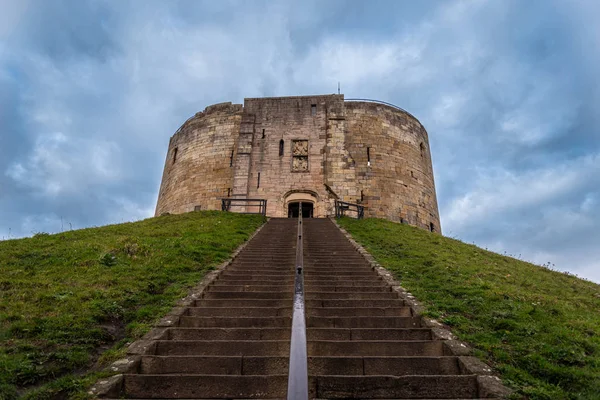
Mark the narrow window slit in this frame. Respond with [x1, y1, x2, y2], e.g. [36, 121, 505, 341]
[229, 149, 234, 167]
[311, 104, 317, 116]
[257, 173, 261, 189]
[262, 129, 265, 139]
[172, 147, 178, 164]
[279, 139, 284, 156]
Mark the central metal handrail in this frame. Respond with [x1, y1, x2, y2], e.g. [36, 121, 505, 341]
[287, 202, 308, 399]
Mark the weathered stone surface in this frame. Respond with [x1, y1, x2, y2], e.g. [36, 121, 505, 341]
[155, 94, 441, 232]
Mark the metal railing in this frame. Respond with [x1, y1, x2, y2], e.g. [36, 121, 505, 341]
[334, 200, 365, 219]
[287, 203, 308, 399]
[220, 198, 267, 216]
[345, 98, 420, 123]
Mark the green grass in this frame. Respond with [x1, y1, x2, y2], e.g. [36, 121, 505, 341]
[338, 217, 600, 400]
[0, 211, 264, 400]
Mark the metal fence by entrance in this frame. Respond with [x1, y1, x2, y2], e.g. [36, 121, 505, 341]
[334, 200, 365, 219]
[221, 198, 267, 217]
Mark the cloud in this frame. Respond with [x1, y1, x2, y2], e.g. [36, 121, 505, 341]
[6, 132, 122, 196]
[443, 153, 600, 230]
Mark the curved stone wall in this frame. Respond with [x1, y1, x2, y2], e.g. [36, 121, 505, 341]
[154, 102, 241, 216]
[155, 95, 441, 233]
[344, 101, 440, 231]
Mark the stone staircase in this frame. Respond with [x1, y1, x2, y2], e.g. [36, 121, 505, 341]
[303, 218, 488, 399]
[99, 217, 505, 399]
[111, 218, 297, 398]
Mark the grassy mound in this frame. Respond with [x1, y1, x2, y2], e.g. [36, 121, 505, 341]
[0, 211, 264, 399]
[338, 217, 600, 399]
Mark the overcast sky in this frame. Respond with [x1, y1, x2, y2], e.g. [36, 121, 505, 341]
[1, 0, 599, 282]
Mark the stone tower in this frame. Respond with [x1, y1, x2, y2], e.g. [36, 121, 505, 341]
[155, 94, 441, 232]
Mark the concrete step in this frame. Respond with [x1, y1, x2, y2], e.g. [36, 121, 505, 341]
[212, 279, 293, 285]
[305, 292, 399, 300]
[305, 258, 363, 262]
[165, 328, 290, 341]
[179, 316, 291, 328]
[304, 260, 369, 265]
[221, 271, 293, 277]
[304, 276, 384, 284]
[208, 279, 293, 286]
[305, 299, 406, 308]
[154, 340, 290, 356]
[307, 328, 432, 341]
[239, 250, 296, 253]
[207, 285, 293, 292]
[307, 340, 444, 357]
[122, 374, 288, 398]
[307, 307, 412, 317]
[226, 264, 293, 269]
[308, 356, 461, 375]
[303, 272, 380, 277]
[236, 249, 295, 253]
[140, 355, 289, 375]
[186, 307, 292, 317]
[202, 291, 293, 299]
[241, 247, 294, 250]
[303, 244, 359, 248]
[217, 276, 294, 282]
[306, 281, 386, 287]
[303, 268, 375, 273]
[312, 375, 479, 399]
[214, 281, 293, 287]
[306, 286, 392, 293]
[228, 263, 293, 268]
[221, 269, 293, 274]
[194, 299, 292, 308]
[307, 316, 421, 328]
[233, 256, 295, 261]
[215, 275, 293, 281]
[303, 252, 360, 256]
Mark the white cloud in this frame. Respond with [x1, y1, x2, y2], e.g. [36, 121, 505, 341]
[6, 132, 122, 196]
[444, 153, 600, 229]
[0, 0, 32, 39]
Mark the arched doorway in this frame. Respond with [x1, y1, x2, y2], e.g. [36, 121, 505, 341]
[288, 202, 314, 218]
[283, 190, 319, 218]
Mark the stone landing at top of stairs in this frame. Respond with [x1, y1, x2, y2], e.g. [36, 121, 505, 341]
[97, 217, 508, 399]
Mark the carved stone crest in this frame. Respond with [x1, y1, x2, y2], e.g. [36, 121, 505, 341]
[292, 140, 309, 156]
[292, 140, 309, 171]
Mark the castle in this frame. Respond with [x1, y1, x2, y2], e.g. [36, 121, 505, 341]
[155, 94, 441, 232]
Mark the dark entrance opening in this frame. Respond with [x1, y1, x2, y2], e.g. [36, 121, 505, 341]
[288, 202, 313, 218]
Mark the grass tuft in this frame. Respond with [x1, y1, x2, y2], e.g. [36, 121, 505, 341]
[0, 211, 263, 399]
[338, 217, 600, 400]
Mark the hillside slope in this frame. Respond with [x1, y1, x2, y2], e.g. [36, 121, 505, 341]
[338, 217, 600, 399]
[0, 211, 264, 399]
